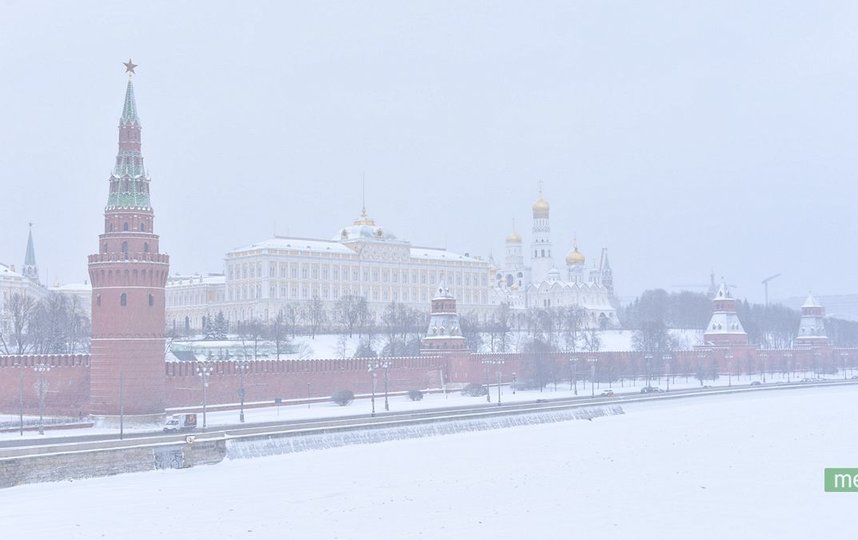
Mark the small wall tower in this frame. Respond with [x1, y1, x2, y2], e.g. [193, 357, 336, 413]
[795, 293, 828, 347]
[421, 283, 467, 352]
[703, 281, 748, 347]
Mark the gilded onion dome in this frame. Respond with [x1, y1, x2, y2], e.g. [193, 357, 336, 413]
[532, 195, 550, 218]
[566, 244, 585, 265]
[505, 230, 522, 243]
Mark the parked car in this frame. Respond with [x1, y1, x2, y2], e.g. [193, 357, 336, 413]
[600, 389, 615, 397]
[164, 413, 197, 432]
[640, 386, 663, 394]
[750, 381, 762, 386]
[461, 383, 488, 397]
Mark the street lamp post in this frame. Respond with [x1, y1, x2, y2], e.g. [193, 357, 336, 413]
[644, 353, 653, 388]
[696, 353, 705, 387]
[381, 361, 391, 412]
[236, 359, 249, 423]
[841, 352, 849, 381]
[725, 353, 733, 387]
[760, 353, 767, 384]
[663, 355, 672, 392]
[119, 371, 125, 440]
[367, 361, 378, 417]
[495, 360, 505, 405]
[481, 359, 503, 404]
[480, 359, 492, 403]
[588, 358, 598, 397]
[15, 361, 24, 436]
[784, 352, 792, 383]
[570, 357, 578, 395]
[196, 361, 214, 429]
[33, 363, 51, 435]
[512, 372, 517, 395]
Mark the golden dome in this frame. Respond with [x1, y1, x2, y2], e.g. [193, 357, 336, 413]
[353, 208, 376, 226]
[566, 246, 585, 266]
[505, 231, 522, 243]
[532, 196, 549, 218]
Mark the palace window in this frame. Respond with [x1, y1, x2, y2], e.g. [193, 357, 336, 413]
[120, 293, 127, 306]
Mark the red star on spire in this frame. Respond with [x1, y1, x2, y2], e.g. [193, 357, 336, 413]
[123, 58, 138, 75]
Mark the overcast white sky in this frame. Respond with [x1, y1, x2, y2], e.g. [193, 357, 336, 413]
[1, 1, 856, 303]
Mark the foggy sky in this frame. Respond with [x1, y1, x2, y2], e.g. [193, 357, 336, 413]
[1, 1, 857, 303]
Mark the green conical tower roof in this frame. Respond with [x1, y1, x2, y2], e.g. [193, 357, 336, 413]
[106, 76, 151, 210]
[121, 80, 139, 124]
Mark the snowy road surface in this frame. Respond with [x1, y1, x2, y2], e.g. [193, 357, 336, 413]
[2, 384, 855, 539]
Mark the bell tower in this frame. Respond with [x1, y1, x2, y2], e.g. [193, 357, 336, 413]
[530, 183, 553, 283]
[87, 60, 170, 424]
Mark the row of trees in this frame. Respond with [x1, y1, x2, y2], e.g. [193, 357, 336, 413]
[621, 288, 858, 348]
[194, 297, 430, 360]
[0, 292, 91, 355]
[461, 304, 603, 355]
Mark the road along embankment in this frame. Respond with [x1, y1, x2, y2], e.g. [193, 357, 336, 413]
[0, 405, 623, 489]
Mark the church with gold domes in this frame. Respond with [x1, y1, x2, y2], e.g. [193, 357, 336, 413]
[490, 189, 619, 329]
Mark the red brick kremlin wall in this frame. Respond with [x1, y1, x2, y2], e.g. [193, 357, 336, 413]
[0, 355, 90, 417]
[2, 346, 856, 416]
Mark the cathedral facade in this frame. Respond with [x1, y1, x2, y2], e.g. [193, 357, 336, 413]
[490, 190, 619, 328]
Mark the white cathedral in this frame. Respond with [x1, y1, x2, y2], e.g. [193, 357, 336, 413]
[489, 190, 619, 329]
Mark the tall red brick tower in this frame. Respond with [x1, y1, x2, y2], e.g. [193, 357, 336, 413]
[88, 61, 170, 423]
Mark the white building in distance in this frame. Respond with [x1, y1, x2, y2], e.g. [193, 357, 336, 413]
[167, 207, 492, 331]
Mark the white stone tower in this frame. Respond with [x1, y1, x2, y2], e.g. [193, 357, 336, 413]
[530, 186, 553, 283]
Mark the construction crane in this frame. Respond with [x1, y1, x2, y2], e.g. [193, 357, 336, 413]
[761, 273, 782, 306]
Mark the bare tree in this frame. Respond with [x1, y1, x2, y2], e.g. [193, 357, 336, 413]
[492, 302, 512, 352]
[559, 306, 583, 354]
[355, 297, 372, 337]
[5, 292, 37, 354]
[306, 295, 327, 339]
[282, 303, 300, 338]
[582, 325, 601, 353]
[238, 318, 264, 360]
[270, 310, 288, 360]
[334, 295, 362, 337]
[335, 333, 349, 359]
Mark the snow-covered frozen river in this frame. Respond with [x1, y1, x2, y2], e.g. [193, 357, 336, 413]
[3, 384, 855, 539]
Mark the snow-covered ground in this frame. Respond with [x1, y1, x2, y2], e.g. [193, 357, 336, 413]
[2, 384, 855, 538]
